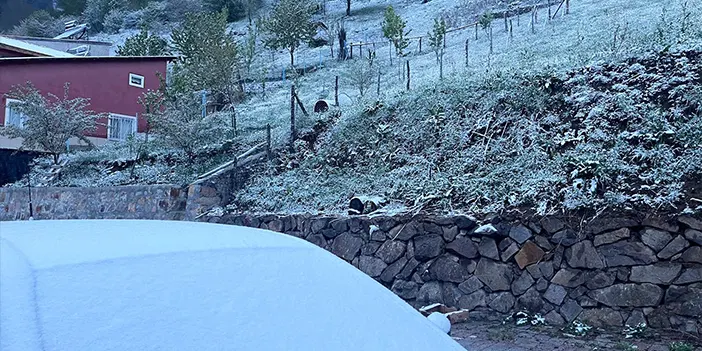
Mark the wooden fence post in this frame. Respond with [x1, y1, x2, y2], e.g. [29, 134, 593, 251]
[406, 60, 410, 91]
[443, 33, 446, 48]
[489, 26, 493, 54]
[290, 84, 296, 152]
[509, 20, 513, 40]
[566, 0, 570, 14]
[266, 124, 272, 160]
[335, 76, 339, 106]
[465, 38, 469, 67]
[376, 69, 381, 96]
[517, 11, 520, 26]
[350, 44, 353, 59]
[475, 23, 478, 40]
[419, 37, 422, 52]
[504, 12, 508, 31]
[548, 0, 552, 20]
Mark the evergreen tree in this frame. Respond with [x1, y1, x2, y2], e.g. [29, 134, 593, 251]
[117, 27, 170, 56]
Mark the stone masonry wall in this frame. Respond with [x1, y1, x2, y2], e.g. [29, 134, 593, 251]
[0, 185, 187, 220]
[207, 213, 702, 334]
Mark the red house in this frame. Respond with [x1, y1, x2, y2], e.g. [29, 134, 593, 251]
[0, 43, 173, 150]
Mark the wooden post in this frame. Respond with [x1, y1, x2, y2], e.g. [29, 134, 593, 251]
[566, 0, 570, 14]
[419, 37, 422, 52]
[294, 92, 309, 117]
[406, 60, 410, 91]
[376, 69, 381, 96]
[548, 0, 552, 20]
[504, 11, 508, 31]
[534, 7, 538, 23]
[334, 76, 339, 106]
[475, 23, 478, 40]
[443, 33, 446, 48]
[290, 84, 296, 152]
[350, 44, 353, 59]
[489, 26, 493, 54]
[266, 124, 272, 160]
[531, 7, 536, 34]
[517, 11, 520, 26]
[465, 38, 469, 67]
[509, 20, 513, 40]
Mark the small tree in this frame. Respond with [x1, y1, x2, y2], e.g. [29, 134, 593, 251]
[171, 10, 243, 105]
[117, 27, 170, 56]
[382, 6, 410, 61]
[344, 56, 375, 98]
[261, 0, 317, 67]
[428, 17, 447, 79]
[0, 83, 103, 164]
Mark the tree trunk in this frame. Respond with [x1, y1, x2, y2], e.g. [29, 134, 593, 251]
[289, 48, 295, 67]
[346, 0, 351, 16]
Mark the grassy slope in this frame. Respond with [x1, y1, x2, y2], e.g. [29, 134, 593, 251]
[232, 0, 702, 215]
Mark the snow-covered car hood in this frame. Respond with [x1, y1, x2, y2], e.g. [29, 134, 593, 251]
[0, 220, 464, 351]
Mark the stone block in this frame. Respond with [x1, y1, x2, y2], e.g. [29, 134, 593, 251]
[678, 216, 702, 231]
[380, 257, 408, 283]
[657, 235, 690, 259]
[511, 272, 535, 296]
[629, 263, 682, 285]
[430, 256, 470, 283]
[641, 227, 673, 252]
[330, 233, 363, 261]
[475, 258, 514, 291]
[540, 217, 565, 234]
[391, 280, 418, 299]
[684, 229, 702, 246]
[514, 241, 545, 269]
[458, 276, 484, 294]
[566, 241, 605, 269]
[594, 228, 630, 247]
[417, 281, 443, 304]
[516, 287, 544, 313]
[445, 236, 479, 259]
[458, 290, 487, 310]
[588, 283, 663, 307]
[375, 240, 406, 263]
[358, 256, 387, 277]
[413, 235, 445, 261]
[488, 292, 516, 313]
[478, 237, 499, 260]
[509, 224, 532, 244]
[586, 271, 616, 290]
[551, 268, 587, 288]
[673, 265, 702, 284]
[550, 229, 579, 247]
[442, 225, 458, 242]
[599, 242, 657, 267]
[545, 310, 566, 325]
[580, 308, 623, 327]
[682, 247, 702, 264]
[560, 298, 583, 323]
[544, 284, 567, 305]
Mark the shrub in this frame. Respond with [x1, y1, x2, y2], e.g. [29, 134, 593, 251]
[10, 10, 65, 37]
[83, 0, 127, 32]
[102, 9, 125, 33]
[117, 27, 170, 56]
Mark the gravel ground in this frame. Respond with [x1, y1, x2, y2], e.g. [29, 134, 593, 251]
[450, 321, 702, 351]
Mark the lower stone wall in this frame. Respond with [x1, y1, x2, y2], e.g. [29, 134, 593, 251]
[207, 213, 702, 334]
[0, 185, 187, 220]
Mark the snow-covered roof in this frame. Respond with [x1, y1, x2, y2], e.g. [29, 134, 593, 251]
[53, 24, 88, 40]
[0, 36, 75, 57]
[0, 220, 464, 351]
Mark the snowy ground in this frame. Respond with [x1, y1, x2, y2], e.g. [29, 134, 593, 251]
[51, 0, 701, 188]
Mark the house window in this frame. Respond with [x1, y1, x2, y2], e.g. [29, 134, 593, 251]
[108, 113, 137, 141]
[4, 98, 26, 128]
[129, 73, 145, 88]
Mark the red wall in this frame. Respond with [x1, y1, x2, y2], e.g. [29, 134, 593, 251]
[0, 59, 168, 138]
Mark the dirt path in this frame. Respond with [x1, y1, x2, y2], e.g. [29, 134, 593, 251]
[450, 321, 702, 351]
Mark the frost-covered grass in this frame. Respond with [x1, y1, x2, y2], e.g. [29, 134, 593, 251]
[39, 0, 702, 209]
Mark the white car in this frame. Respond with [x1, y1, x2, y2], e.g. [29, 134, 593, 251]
[0, 220, 465, 351]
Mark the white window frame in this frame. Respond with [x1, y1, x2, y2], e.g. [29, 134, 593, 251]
[129, 73, 145, 88]
[4, 98, 26, 128]
[107, 113, 138, 141]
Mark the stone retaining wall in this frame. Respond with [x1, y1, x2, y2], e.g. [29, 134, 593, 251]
[0, 185, 187, 220]
[207, 213, 702, 334]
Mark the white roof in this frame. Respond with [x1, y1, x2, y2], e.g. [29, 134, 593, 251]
[53, 24, 88, 40]
[0, 220, 464, 351]
[0, 36, 74, 57]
